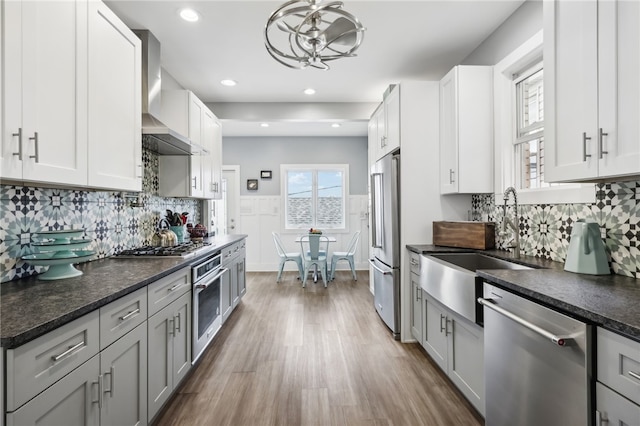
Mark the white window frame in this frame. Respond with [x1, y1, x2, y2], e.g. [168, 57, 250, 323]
[493, 30, 594, 205]
[280, 164, 349, 232]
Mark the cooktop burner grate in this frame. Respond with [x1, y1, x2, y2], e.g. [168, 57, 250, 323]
[117, 242, 212, 258]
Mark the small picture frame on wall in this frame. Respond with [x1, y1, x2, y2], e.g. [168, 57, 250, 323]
[247, 179, 258, 191]
[261, 170, 272, 179]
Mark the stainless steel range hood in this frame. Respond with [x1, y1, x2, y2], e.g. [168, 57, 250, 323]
[134, 30, 193, 155]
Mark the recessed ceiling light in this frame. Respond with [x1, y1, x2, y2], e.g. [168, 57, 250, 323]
[303, 88, 316, 95]
[260, 123, 270, 128]
[331, 123, 341, 128]
[179, 8, 199, 22]
[220, 79, 237, 87]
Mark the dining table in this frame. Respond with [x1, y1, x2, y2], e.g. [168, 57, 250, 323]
[295, 234, 337, 283]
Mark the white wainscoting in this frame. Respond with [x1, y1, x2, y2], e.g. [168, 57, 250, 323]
[239, 195, 370, 273]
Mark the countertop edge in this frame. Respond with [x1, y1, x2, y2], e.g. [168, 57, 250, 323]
[1, 234, 248, 348]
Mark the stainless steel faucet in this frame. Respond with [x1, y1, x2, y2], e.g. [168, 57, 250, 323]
[502, 186, 520, 258]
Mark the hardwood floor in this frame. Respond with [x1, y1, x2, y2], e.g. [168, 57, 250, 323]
[153, 271, 484, 426]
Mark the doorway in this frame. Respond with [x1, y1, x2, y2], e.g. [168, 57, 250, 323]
[219, 165, 240, 235]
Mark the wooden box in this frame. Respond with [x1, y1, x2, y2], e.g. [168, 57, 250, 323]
[433, 221, 495, 250]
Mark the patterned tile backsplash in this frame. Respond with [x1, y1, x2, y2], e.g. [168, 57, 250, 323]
[472, 181, 639, 279]
[1, 148, 201, 283]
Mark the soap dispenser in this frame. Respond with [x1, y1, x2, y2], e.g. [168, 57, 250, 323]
[564, 220, 610, 275]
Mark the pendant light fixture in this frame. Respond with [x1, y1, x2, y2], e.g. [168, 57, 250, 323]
[264, 0, 365, 70]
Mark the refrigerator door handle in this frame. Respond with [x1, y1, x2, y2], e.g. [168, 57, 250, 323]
[370, 173, 383, 248]
[369, 258, 392, 275]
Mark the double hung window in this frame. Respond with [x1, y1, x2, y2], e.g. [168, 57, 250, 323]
[282, 164, 348, 230]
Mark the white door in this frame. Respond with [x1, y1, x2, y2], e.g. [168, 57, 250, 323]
[223, 166, 240, 234]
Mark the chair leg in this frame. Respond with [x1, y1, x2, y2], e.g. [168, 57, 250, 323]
[276, 261, 285, 283]
[302, 265, 308, 288]
[296, 259, 304, 280]
[349, 258, 357, 280]
[330, 258, 337, 281]
[322, 263, 328, 287]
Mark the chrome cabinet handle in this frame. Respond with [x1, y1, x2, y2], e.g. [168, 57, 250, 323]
[449, 169, 455, 184]
[192, 176, 198, 189]
[51, 341, 85, 362]
[175, 312, 181, 333]
[628, 371, 640, 381]
[169, 283, 183, 292]
[440, 314, 446, 333]
[136, 164, 143, 178]
[104, 366, 115, 397]
[12, 128, 23, 160]
[596, 410, 608, 425]
[119, 308, 140, 322]
[168, 318, 175, 336]
[599, 128, 608, 158]
[583, 132, 592, 161]
[29, 132, 39, 162]
[478, 298, 570, 346]
[380, 135, 387, 148]
[415, 285, 421, 301]
[92, 379, 101, 407]
[98, 374, 104, 409]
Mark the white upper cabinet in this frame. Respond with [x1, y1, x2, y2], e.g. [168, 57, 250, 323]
[439, 66, 493, 194]
[545, 0, 640, 182]
[160, 90, 222, 199]
[2, 0, 88, 185]
[368, 104, 383, 167]
[87, 1, 142, 191]
[368, 85, 400, 163]
[1, 0, 142, 191]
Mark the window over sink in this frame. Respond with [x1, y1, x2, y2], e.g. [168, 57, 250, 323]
[494, 30, 594, 205]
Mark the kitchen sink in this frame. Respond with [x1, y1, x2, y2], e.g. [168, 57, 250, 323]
[427, 253, 532, 273]
[420, 253, 533, 324]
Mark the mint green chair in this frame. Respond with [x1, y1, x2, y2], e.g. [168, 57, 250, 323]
[273, 232, 304, 282]
[330, 231, 360, 281]
[300, 234, 330, 287]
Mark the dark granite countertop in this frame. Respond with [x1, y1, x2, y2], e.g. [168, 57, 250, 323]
[407, 243, 640, 342]
[1, 234, 247, 349]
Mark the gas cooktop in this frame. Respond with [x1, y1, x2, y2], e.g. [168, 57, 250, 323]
[116, 242, 214, 259]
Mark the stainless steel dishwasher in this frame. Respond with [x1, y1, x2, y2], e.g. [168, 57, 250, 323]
[478, 283, 591, 426]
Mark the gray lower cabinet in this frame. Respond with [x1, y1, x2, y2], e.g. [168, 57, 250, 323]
[409, 252, 422, 342]
[421, 293, 484, 416]
[222, 239, 247, 323]
[100, 322, 147, 426]
[147, 291, 191, 421]
[596, 327, 640, 424]
[7, 355, 101, 426]
[232, 247, 246, 308]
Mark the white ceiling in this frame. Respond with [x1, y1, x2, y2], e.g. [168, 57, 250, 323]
[105, 0, 525, 136]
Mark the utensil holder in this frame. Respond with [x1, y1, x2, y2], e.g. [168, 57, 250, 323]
[170, 225, 186, 243]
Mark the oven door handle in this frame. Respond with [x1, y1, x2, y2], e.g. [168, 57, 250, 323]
[195, 268, 228, 289]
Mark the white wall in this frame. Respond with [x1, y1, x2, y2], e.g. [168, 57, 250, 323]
[239, 195, 370, 273]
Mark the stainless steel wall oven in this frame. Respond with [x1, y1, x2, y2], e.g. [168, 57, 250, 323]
[192, 250, 228, 362]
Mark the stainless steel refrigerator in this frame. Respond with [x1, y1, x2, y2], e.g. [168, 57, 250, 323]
[370, 151, 401, 339]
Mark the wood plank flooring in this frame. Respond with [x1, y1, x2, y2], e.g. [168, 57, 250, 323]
[153, 271, 484, 426]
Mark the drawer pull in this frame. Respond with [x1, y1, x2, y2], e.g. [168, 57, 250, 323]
[628, 371, 640, 382]
[175, 312, 181, 333]
[51, 341, 85, 362]
[169, 283, 183, 292]
[118, 308, 140, 322]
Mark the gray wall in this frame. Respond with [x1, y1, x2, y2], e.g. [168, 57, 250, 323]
[223, 136, 368, 196]
[462, 0, 542, 65]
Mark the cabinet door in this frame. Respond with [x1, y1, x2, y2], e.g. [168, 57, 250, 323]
[190, 154, 204, 198]
[597, 0, 640, 178]
[384, 85, 400, 154]
[221, 263, 233, 323]
[410, 275, 422, 342]
[100, 322, 148, 426]
[87, 0, 141, 191]
[7, 0, 88, 185]
[367, 105, 381, 166]
[448, 315, 485, 416]
[188, 93, 204, 146]
[439, 67, 458, 194]
[596, 382, 640, 426]
[231, 257, 240, 309]
[202, 108, 222, 199]
[544, 0, 599, 181]
[147, 307, 173, 420]
[172, 292, 192, 388]
[7, 355, 100, 426]
[237, 255, 246, 299]
[422, 296, 448, 372]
